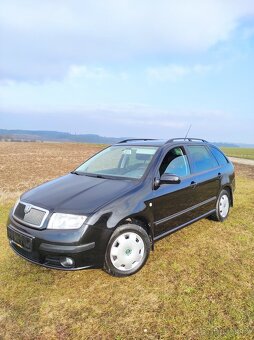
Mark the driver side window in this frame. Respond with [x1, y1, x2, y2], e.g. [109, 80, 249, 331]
[159, 147, 190, 177]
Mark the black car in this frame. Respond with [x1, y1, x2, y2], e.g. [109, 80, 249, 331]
[7, 138, 235, 277]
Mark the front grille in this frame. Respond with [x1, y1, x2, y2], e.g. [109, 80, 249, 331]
[13, 201, 49, 228]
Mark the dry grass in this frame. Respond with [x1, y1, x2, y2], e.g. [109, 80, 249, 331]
[0, 142, 253, 339]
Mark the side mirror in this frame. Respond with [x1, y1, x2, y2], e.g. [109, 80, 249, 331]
[160, 173, 181, 185]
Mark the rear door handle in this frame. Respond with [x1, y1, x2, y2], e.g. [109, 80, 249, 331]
[190, 181, 197, 188]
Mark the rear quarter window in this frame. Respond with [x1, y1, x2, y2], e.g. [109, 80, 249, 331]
[209, 146, 228, 166]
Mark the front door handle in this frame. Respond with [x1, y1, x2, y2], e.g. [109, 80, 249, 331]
[190, 181, 197, 189]
[218, 172, 222, 179]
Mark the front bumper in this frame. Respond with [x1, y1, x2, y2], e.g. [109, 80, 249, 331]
[7, 214, 112, 270]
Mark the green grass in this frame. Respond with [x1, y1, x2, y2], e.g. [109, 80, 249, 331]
[0, 176, 253, 339]
[221, 147, 254, 160]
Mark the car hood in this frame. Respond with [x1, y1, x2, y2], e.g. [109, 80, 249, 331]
[21, 173, 137, 214]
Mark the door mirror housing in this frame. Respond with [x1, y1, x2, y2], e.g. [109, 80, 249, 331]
[160, 173, 181, 185]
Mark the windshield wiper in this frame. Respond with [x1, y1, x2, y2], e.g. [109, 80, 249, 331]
[84, 173, 107, 179]
[71, 170, 81, 175]
[71, 171, 106, 178]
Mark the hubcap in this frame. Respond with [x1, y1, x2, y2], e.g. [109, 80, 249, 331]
[219, 194, 229, 218]
[110, 232, 145, 271]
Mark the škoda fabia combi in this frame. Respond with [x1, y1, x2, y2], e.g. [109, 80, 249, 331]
[7, 138, 235, 277]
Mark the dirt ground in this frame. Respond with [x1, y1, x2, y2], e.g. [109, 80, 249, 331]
[0, 142, 104, 203]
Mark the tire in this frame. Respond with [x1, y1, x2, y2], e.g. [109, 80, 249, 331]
[104, 224, 151, 277]
[210, 189, 231, 222]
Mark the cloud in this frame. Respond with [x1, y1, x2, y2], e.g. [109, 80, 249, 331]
[67, 65, 112, 80]
[146, 63, 212, 81]
[0, 102, 229, 125]
[66, 64, 129, 81]
[1, 0, 254, 81]
[243, 25, 254, 39]
[147, 65, 189, 81]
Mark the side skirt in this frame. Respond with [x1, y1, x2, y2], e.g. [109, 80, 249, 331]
[153, 209, 216, 242]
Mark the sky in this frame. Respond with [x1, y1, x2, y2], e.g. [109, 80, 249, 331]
[0, 0, 254, 143]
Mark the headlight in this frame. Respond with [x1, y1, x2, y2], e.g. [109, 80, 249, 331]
[47, 213, 87, 230]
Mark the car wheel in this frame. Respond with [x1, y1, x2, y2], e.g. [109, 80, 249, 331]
[211, 189, 231, 222]
[104, 224, 151, 277]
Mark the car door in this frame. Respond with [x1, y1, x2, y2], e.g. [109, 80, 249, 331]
[184, 144, 221, 216]
[152, 146, 200, 238]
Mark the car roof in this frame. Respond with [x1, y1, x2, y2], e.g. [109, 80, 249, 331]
[114, 138, 211, 147]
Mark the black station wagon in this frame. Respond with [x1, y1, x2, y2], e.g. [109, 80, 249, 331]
[7, 138, 235, 276]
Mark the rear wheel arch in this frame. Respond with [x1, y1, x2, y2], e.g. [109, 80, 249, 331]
[222, 185, 233, 207]
[211, 188, 231, 221]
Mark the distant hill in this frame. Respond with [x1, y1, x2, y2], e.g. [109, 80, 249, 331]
[0, 129, 253, 147]
[212, 142, 239, 148]
[0, 129, 126, 144]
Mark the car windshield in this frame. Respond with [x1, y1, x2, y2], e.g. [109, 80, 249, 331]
[75, 146, 158, 179]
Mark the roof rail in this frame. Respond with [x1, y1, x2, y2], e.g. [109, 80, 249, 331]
[166, 137, 208, 144]
[117, 138, 157, 144]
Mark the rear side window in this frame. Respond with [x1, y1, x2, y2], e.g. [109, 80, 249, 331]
[186, 145, 218, 173]
[209, 146, 228, 166]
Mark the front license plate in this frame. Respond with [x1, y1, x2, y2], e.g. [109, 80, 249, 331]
[8, 227, 33, 252]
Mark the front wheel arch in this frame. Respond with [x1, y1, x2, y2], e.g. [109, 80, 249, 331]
[117, 216, 153, 244]
[103, 223, 151, 277]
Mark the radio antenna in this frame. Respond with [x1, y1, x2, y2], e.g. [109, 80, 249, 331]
[184, 124, 192, 140]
